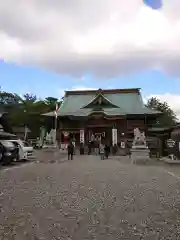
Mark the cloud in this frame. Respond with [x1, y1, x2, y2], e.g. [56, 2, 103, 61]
[1, 0, 180, 77]
[146, 93, 180, 119]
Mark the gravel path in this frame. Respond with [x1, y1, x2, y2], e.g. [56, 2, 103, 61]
[0, 155, 180, 239]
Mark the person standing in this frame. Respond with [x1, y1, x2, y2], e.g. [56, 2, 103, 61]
[99, 143, 105, 160]
[68, 141, 74, 160]
[72, 138, 76, 155]
[90, 134, 95, 153]
[94, 137, 100, 155]
[88, 141, 91, 155]
[80, 142, 84, 155]
[104, 144, 110, 159]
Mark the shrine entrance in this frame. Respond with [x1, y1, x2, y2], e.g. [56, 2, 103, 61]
[86, 126, 112, 145]
[85, 116, 114, 145]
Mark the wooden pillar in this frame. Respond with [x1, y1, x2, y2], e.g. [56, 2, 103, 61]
[58, 120, 62, 144]
[124, 115, 128, 150]
[116, 120, 120, 144]
[124, 115, 127, 138]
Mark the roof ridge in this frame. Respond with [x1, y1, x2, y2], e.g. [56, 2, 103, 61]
[65, 88, 141, 96]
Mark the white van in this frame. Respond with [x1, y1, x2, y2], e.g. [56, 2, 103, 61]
[9, 139, 34, 161]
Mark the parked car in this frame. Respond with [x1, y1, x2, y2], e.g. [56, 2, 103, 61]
[30, 139, 41, 149]
[8, 139, 34, 161]
[22, 141, 34, 157]
[0, 140, 16, 165]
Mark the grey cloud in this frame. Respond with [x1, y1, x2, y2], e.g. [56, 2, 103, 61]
[27, 50, 175, 78]
[0, 0, 180, 77]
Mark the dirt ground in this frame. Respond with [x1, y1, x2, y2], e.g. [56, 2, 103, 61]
[0, 152, 180, 239]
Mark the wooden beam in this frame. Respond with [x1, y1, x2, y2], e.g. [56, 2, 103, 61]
[86, 124, 113, 128]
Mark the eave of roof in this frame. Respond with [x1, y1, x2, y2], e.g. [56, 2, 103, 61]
[12, 127, 31, 133]
[42, 110, 161, 117]
[42, 111, 57, 117]
[0, 131, 16, 137]
[148, 127, 172, 132]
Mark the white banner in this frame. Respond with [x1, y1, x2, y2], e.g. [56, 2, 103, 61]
[61, 143, 68, 149]
[112, 128, 117, 145]
[121, 142, 125, 148]
[80, 130, 85, 144]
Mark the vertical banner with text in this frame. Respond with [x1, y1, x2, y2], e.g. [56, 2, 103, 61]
[80, 130, 85, 144]
[112, 128, 117, 146]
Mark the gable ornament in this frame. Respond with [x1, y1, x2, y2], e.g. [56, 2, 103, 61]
[98, 96, 102, 105]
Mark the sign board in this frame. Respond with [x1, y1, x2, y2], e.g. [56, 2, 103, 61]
[80, 130, 85, 144]
[112, 128, 117, 145]
[63, 132, 69, 137]
[94, 132, 105, 140]
[166, 139, 175, 148]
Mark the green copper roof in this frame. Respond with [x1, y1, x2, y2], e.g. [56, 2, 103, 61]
[82, 92, 119, 108]
[54, 89, 160, 117]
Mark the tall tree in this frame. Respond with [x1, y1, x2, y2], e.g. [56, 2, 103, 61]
[146, 97, 177, 126]
[45, 97, 58, 105]
[0, 89, 62, 137]
[23, 93, 37, 103]
[0, 91, 21, 105]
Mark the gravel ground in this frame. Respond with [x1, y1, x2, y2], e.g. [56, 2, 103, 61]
[1, 154, 180, 239]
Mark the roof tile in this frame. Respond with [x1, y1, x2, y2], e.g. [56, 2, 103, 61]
[44, 89, 161, 116]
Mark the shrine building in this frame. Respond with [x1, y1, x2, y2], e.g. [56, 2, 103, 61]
[45, 88, 161, 146]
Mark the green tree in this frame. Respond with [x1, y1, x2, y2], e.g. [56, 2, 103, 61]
[0, 91, 21, 105]
[0, 91, 23, 132]
[45, 97, 58, 105]
[146, 97, 177, 126]
[23, 93, 37, 103]
[0, 89, 62, 137]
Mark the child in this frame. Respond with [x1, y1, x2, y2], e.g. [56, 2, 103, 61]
[99, 143, 105, 160]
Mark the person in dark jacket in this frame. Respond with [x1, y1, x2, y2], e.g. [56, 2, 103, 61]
[79, 142, 84, 155]
[88, 141, 91, 155]
[94, 138, 100, 155]
[68, 141, 74, 160]
[112, 144, 118, 155]
[104, 144, 110, 159]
